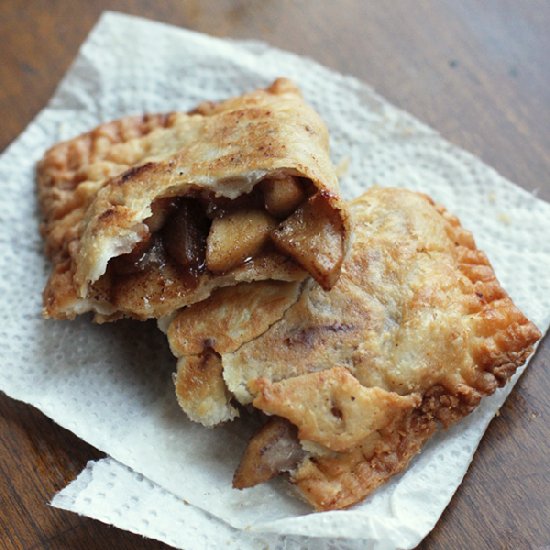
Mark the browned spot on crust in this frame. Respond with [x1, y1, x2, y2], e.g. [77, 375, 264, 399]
[98, 208, 115, 221]
[284, 323, 354, 348]
[118, 162, 155, 184]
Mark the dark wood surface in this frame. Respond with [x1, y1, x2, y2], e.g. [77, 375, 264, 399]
[1, 1, 548, 548]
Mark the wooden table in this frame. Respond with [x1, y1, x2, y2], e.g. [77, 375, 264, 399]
[1, 1, 548, 548]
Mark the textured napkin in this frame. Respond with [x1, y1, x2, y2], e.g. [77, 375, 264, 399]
[1, 10, 550, 550]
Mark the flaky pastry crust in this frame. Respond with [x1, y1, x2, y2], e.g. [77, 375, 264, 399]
[38, 79, 349, 321]
[171, 280, 302, 426]
[208, 187, 540, 510]
[174, 349, 238, 427]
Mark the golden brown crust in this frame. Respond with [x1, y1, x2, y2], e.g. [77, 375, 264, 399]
[39, 113, 180, 320]
[168, 280, 303, 356]
[38, 79, 349, 321]
[38, 113, 178, 259]
[226, 187, 541, 510]
[250, 367, 421, 452]
[171, 280, 302, 426]
[291, 406, 436, 510]
[174, 350, 238, 427]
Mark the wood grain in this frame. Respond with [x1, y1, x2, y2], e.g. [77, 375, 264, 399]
[0, 1, 548, 548]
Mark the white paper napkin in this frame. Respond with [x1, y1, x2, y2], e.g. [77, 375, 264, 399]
[53, 457, 373, 550]
[1, 10, 549, 550]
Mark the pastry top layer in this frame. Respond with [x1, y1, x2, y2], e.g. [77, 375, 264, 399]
[38, 79, 347, 320]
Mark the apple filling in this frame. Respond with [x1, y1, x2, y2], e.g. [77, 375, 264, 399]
[233, 416, 305, 489]
[107, 175, 344, 296]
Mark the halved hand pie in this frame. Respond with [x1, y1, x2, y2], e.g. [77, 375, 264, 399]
[167, 187, 541, 510]
[38, 79, 349, 321]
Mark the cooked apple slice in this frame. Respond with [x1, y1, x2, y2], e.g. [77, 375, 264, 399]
[262, 175, 306, 218]
[163, 199, 210, 270]
[206, 209, 277, 273]
[233, 417, 304, 489]
[271, 193, 344, 289]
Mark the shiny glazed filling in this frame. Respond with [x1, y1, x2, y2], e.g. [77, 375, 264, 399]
[107, 174, 344, 292]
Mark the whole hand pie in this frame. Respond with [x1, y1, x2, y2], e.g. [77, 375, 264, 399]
[167, 187, 541, 510]
[38, 79, 349, 322]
